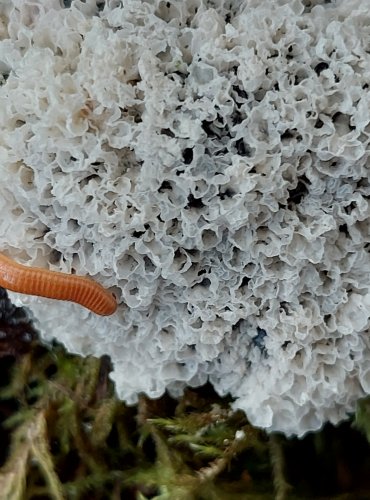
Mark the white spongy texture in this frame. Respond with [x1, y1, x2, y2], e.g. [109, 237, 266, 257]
[1, 0, 370, 437]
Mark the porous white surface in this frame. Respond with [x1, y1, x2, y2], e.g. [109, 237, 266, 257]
[1, 0, 370, 436]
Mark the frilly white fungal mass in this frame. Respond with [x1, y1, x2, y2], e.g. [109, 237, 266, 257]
[0, 0, 370, 436]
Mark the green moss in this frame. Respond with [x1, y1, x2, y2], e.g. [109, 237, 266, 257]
[1, 328, 370, 499]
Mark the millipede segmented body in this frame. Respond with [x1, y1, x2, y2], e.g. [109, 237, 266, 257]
[0, 253, 117, 316]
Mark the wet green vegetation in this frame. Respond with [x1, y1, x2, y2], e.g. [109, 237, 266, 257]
[1, 290, 370, 500]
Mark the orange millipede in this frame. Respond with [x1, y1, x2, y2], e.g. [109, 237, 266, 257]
[0, 253, 117, 315]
